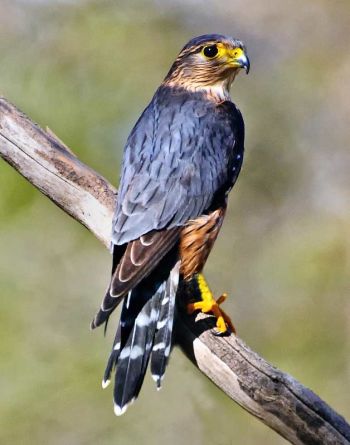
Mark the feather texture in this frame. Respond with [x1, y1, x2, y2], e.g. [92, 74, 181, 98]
[91, 228, 180, 328]
[114, 290, 162, 414]
[103, 256, 180, 415]
[112, 86, 244, 247]
[150, 262, 179, 388]
[93, 35, 247, 415]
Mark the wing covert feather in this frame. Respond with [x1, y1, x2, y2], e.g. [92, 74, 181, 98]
[112, 87, 244, 246]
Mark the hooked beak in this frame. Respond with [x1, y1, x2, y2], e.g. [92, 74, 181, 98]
[237, 53, 250, 74]
[229, 47, 250, 74]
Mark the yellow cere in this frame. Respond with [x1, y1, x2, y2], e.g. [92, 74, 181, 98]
[227, 47, 245, 60]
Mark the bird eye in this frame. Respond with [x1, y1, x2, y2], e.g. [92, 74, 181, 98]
[203, 45, 218, 58]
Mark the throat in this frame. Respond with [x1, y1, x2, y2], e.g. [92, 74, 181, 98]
[201, 83, 231, 102]
[182, 73, 236, 103]
[168, 81, 231, 103]
[163, 71, 237, 103]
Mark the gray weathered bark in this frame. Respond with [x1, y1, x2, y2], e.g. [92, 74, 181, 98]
[0, 96, 349, 445]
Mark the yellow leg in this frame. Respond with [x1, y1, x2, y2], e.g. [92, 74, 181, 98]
[187, 273, 235, 334]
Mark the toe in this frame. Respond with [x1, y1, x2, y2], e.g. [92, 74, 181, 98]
[216, 316, 228, 333]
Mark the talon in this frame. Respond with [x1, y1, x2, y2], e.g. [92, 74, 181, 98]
[186, 274, 236, 334]
[219, 307, 236, 334]
[216, 292, 227, 305]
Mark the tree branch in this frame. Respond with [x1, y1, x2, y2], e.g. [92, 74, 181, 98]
[0, 96, 349, 445]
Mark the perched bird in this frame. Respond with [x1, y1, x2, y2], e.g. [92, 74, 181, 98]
[91, 34, 250, 415]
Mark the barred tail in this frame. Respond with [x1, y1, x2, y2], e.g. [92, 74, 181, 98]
[150, 264, 179, 388]
[102, 260, 180, 416]
[114, 290, 162, 415]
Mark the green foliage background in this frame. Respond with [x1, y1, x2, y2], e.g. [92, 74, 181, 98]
[0, 1, 349, 443]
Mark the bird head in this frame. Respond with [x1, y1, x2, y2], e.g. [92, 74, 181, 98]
[164, 34, 250, 99]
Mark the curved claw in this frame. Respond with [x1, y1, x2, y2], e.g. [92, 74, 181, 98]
[216, 292, 228, 306]
[186, 288, 236, 334]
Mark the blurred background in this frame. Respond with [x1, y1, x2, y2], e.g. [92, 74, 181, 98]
[0, 0, 349, 443]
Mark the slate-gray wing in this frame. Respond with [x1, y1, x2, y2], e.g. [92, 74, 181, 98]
[92, 86, 244, 329]
[112, 86, 244, 246]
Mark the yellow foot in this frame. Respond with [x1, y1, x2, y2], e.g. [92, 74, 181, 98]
[186, 274, 236, 334]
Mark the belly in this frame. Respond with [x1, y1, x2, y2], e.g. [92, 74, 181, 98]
[179, 207, 226, 280]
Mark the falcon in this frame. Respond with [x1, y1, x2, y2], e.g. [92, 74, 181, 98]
[91, 34, 250, 415]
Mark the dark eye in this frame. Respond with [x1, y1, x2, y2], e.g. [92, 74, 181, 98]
[203, 45, 218, 58]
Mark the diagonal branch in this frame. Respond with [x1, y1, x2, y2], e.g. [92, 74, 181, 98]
[0, 96, 349, 445]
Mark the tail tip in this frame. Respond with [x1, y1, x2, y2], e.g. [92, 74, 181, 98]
[114, 404, 128, 416]
[152, 373, 164, 390]
[102, 379, 111, 389]
[114, 398, 136, 416]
